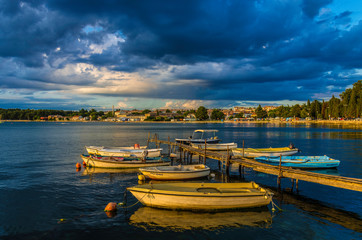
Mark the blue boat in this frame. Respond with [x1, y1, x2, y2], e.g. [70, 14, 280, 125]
[255, 155, 340, 169]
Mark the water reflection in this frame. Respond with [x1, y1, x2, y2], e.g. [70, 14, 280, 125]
[274, 190, 362, 233]
[129, 207, 272, 231]
[80, 167, 139, 183]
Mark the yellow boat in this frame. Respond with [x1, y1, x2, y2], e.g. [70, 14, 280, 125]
[127, 182, 272, 211]
[139, 164, 210, 180]
[232, 146, 299, 158]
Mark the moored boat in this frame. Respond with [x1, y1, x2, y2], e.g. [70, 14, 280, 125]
[86, 145, 147, 154]
[191, 142, 237, 151]
[81, 154, 170, 168]
[232, 146, 299, 158]
[175, 129, 221, 145]
[93, 148, 162, 157]
[139, 164, 210, 180]
[255, 155, 340, 169]
[127, 182, 273, 211]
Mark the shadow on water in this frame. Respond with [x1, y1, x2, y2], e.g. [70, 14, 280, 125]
[272, 188, 362, 233]
[218, 170, 362, 233]
[128, 206, 272, 231]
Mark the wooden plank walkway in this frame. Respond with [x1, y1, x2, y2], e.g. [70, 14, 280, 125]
[149, 137, 362, 192]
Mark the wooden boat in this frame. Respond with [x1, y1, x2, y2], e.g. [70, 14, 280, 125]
[80, 154, 170, 168]
[139, 164, 210, 180]
[93, 148, 162, 157]
[232, 146, 299, 158]
[191, 142, 237, 151]
[175, 129, 221, 145]
[127, 182, 273, 211]
[255, 155, 340, 169]
[86, 145, 147, 154]
[129, 207, 272, 230]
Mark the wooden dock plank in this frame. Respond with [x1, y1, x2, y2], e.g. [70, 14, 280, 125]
[150, 138, 362, 192]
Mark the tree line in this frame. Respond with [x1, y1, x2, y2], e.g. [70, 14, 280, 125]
[264, 80, 362, 120]
[0, 80, 360, 121]
[0, 108, 110, 121]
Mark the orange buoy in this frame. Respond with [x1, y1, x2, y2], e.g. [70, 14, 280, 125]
[76, 163, 82, 169]
[104, 202, 117, 212]
[134, 143, 140, 149]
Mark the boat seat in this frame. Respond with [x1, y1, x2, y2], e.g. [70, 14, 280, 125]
[196, 187, 221, 193]
[218, 188, 252, 193]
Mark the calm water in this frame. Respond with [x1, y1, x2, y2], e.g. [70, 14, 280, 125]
[0, 122, 361, 239]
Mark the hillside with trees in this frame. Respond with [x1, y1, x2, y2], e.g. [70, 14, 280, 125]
[267, 80, 361, 120]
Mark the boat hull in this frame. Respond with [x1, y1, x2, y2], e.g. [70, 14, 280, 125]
[232, 147, 298, 158]
[94, 148, 162, 157]
[255, 156, 340, 169]
[139, 165, 210, 180]
[81, 155, 170, 169]
[127, 182, 272, 211]
[86, 145, 147, 154]
[191, 142, 237, 151]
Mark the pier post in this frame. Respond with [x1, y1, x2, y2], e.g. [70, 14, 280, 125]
[147, 132, 150, 148]
[242, 140, 245, 158]
[168, 136, 170, 155]
[277, 155, 282, 189]
[179, 144, 182, 163]
[204, 139, 207, 165]
[226, 146, 230, 176]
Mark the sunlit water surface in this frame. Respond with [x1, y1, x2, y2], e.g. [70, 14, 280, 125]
[0, 122, 361, 239]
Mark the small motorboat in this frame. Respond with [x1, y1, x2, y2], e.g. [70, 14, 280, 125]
[139, 164, 210, 180]
[80, 154, 170, 169]
[127, 182, 273, 211]
[232, 146, 299, 158]
[190, 142, 237, 151]
[175, 129, 221, 145]
[255, 155, 340, 169]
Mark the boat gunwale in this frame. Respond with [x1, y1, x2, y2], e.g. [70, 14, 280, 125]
[139, 165, 211, 174]
[127, 188, 269, 198]
[233, 147, 298, 153]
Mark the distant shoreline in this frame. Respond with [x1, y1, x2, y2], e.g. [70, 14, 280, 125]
[2, 119, 362, 126]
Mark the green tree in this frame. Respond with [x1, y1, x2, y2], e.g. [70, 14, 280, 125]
[142, 109, 151, 114]
[290, 104, 301, 118]
[255, 105, 267, 118]
[210, 109, 225, 120]
[195, 106, 209, 120]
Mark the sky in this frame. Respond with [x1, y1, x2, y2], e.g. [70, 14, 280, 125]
[0, 0, 362, 110]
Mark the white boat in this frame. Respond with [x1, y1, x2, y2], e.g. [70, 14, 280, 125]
[127, 182, 273, 211]
[139, 164, 210, 180]
[175, 129, 221, 145]
[191, 142, 237, 151]
[93, 148, 163, 158]
[86, 145, 147, 154]
[232, 147, 299, 158]
[81, 154, 170, 168]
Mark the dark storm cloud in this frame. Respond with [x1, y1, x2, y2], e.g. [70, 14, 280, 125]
[301, 0, 332, 18]
[0, 0, 361, 107]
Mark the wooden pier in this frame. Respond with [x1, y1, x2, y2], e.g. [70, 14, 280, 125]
[149, 135, 362, 192]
